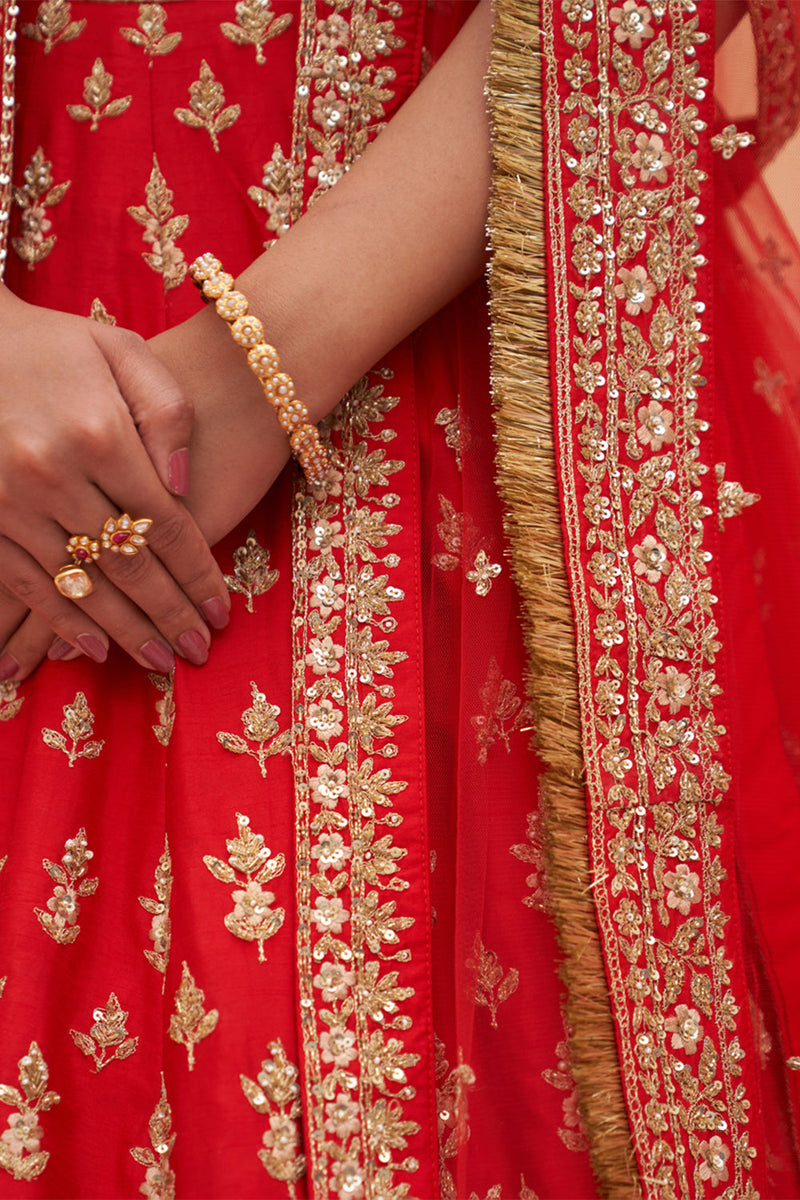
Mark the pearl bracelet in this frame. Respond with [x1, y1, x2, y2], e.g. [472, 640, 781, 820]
[188, 253, 330, 485]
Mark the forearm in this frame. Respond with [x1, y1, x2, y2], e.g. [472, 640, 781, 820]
[151, 0, 493, 542]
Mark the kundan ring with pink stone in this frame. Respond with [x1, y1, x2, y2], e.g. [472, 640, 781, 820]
[100, 513, 153, 555]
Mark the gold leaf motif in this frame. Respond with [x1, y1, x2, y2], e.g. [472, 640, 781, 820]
[220, 0, 293, 65]
[241, 1039, 305, 1191]
[509, 810, 549, 911]
[224, 532, 279, 613]
[715, 464, 759, 530]
[33, 827, 98, 944]
[127, 155, 188, 291]
[69, 993, 139, 1071]
[129, 1078, 176, 1199]
[435, 1036, 475, 1190]
[541, 1036, 589, 1154]
[11, 147, 71, 270]
[434, 406, 468, 470]
[471, 657, 533, 765]
[41, 690, 104, 767]
[88, 297, 116, 325]
[174, 60, 240, 153]
[0, 681, 23, 722]
[248, 143, 293, 240]
[710, 124, 755, 159]
[0, 1042, 60, 1181]
[138, 837, 172, 985]
[465, 934, 519, 1029]
[66, 58, 132, 131]
[203, 813, 286, 962]
[217, 682, 291, 777]
[21, 0, 85, 54]
[168, 962, 218, 1071]
[432, 495, 501, 595]
[120, 4, 182, 64]
[148, 671, 175, 746]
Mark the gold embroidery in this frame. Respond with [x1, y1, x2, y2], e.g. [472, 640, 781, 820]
[203, 813, 286, 961]
[754, 356, 788, 416]
[149, 671, 175, 746]
[710, 124, 755, 159]
[11, 147, 70, 270]
[432, 496, 502, 596]
[88, 297, 116, 324]
[21, 0, 85, 54]
[224, 532, 279, 613]
[435, 1037, 475, 1200]
[509, 809, 549, 912]
[41, 690, 104, 767]
[217, 682, 292, 777]
[0, 681, 23, 722]
[67, 58, 132, 132]
[127, 156, 188, 291]
[0, 1043, 60, 1181]
[240, 1039, 305, 1194]
[69, 993, 139, 1071]
[466, 934, 519, 1029]
[174, 60, 240, 153]
[220, 0, 293, 65]
[542, 1037, 590, 1154]
[168, 962, 218, 1071]
[130, 1078, 176, 1200]
[34, 828, 98, 944]
[716, 464, 759, 529]
[120, 3, 182, 64]
[434, 406, 467, 470]
[139, 837, 172, 983]
[468, 1185, 539, 1200]
[471, 657, 533, 765]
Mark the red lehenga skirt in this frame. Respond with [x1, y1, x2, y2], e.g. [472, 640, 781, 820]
[0, 4, 599, 1198]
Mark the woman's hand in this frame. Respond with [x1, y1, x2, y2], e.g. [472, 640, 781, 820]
[0, 286, 230, 680]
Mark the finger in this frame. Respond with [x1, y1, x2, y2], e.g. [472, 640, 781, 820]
[0, 532, 179, 675]
[3, 612, 78, 681]
[91, 323, 193, 497]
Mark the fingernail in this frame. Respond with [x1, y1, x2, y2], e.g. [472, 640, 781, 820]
[0, 652, 19, 681]
[141, 639, 176, 674]
[77, 633, 108, 664]
[176, 629, 209, 666]
[48, 637, 75, 661]
[168, 447, 190, 495]
[201, 596, 229, 630]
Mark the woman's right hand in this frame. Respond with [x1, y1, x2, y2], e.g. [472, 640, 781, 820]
[0, 286, 230, 680]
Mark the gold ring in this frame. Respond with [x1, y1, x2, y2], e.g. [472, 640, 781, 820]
[54, 565, 94, 599]
[101, 513, 153, 555]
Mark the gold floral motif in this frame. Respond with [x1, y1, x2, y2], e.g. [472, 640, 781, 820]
[174, 60, 240, 153]
[0, 681, 23, 722]
[434, 406, 467, 470]
[41, 690, 103, 767]
[66, 57, 132, 131]
[21, 0, 85, 54]
[465, 934, 519, 1029]
[541, 1037, 590, 1154]
[753, 356, 789, 416]
[248, 143, 294, 239]
[710, 124, 755, 159]
[139, 837, 172, 983]
[168, 962, 218, 1071]
[148, 671, 175, 746]
[0, 1042, 60, 1181]
[224, 532, 279, 613]
[221, 0, 293, 65]
[129, 1078, 176, 1200]
[120, 4, 182, 64]
[509, 809, 549, 911]
[203, 813, 286, 961]
[240, 1039, 305, 1194]
[34, 827, 98, 944]
[88, 297, 116, 325]
[471, 657, 533, 765]
[432, 496, 502, 597]
[217, 681, 292, 777]
[715, 464, 759, 530]
[468, 1184, 539, 1200]
[435, 1037, 476, 1200]
[11, 147, 70, 270]
[69, 993, 139, 1072]
[127, 155, 188, 291]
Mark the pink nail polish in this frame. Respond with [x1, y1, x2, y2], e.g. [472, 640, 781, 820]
[141, 640, 175, 674]
[48, 638, 75, 661]
[201, 596, 229, 630]
[177, 630, 209, 666]
[77, 634, 108, 663]
[0, 652, 19, 681]
[168, 447, 190, 495]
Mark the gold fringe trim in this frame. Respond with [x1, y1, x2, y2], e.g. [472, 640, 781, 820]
[486, 3, 639, 1196]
